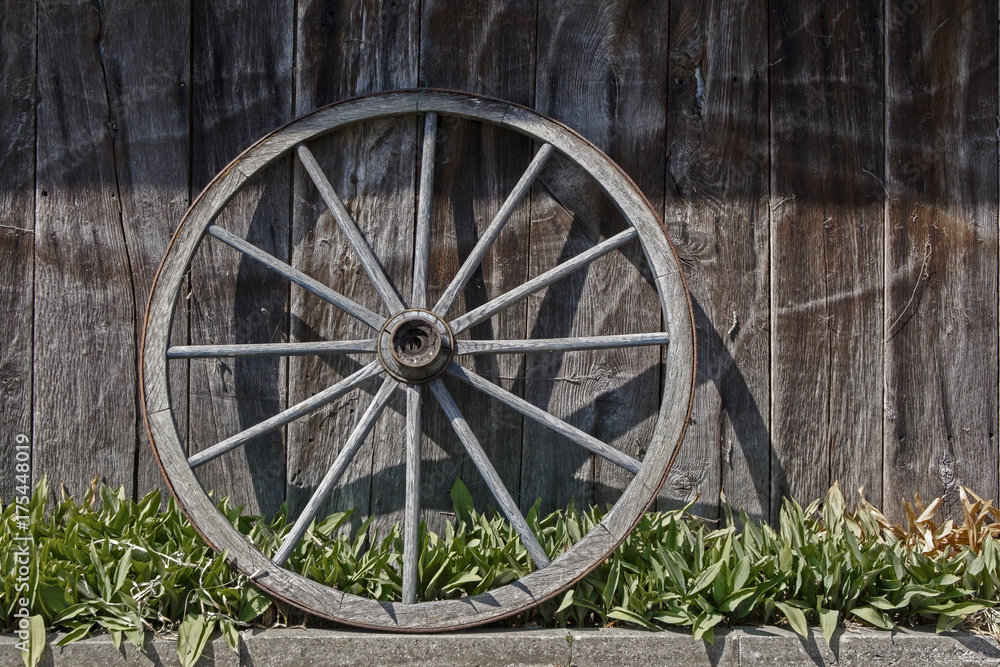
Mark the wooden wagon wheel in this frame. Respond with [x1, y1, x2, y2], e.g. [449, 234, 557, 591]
[141, 89, 695, 631]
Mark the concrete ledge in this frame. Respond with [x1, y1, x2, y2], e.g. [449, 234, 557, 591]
[3, 626, 999, 666]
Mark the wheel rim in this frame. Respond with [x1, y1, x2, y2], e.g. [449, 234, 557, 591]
[141, 89, 696, 630]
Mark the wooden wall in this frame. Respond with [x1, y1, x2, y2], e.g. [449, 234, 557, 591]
[2, 0, 997, 527]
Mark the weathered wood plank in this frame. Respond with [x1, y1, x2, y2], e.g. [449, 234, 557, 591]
[884, 0, 999, 518]
[33, 0, 139, 496]
[527, 0, 667, 514]
[420, 0, 536, 518]
[187, 0, 294, 516]
[0, 0, 35, 499]
[663, 0, 770, 523]
[768, 1, 885, 519]
[96, 0, 191, 500]
[287, 0, 418, 535]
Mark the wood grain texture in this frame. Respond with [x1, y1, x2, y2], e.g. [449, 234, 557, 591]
[287, 0, 418, 538]
[33, 0, 138, 496]
[420, 0, 536, 519]
[768, 0, 885, 519]
[664, 0, 770, 524]
[883, 0, 999, 518]
[97, 0, 191, 500]
[186, 0, 294, 516]
[0, 0, 35, 499]
[528, 0, 667, 514]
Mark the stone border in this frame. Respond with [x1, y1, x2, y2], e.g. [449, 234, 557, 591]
[2, 626, 999, 666]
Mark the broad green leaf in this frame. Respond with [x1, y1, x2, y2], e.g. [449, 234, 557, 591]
[692, 613, 724, 643]
[732, 557, 751, 592]
[936, 612, 965, 633]
[775, 601, 809, 637]
[54, 622, 93, 647]
[717, 589, 755, 613]
[608, 607, 656, 630]
[220, 618, 240, 652]
[818, 608, 838, 645]
[19, 615, 46, 667]
[238, 590, 271, 623]
[556, 589, 575, 614]
[177, 614, 216, 667]
[689, 560, 725, 597]
[114, 548, 133, 593]
[450, 479, 474, 522]
[851, 606, 893, 630]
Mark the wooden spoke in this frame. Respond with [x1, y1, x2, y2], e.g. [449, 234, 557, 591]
[273, 377, 399, 566]
[411, 113, 437, 309]
[296, 144, 406, 314]
[207, 224, 385, 330]
[187, 362, 383, 468]
[428, 379, 551, 569]
[449, 228, 638, 335]
[432, 143, 555, 317]
[402, 385, 422, 604]
[446, 363, 641, 474]
[455, 332, 669, 356]
[167, 339, 377, 359]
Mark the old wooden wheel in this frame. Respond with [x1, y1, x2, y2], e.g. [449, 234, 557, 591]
[141, 89, 695, 630]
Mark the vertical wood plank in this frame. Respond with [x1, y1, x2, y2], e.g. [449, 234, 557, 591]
[0, 0, 35, 499]
[98, 0, 190, 499]
[528, 0, 667, 514]
[768, 0, 885, 518]
[420, 0, 536, 521]
[187, 1, 294, 516]
[664, 0, 771, 523]
[288, 0, 418, 536]
[884, 0, 998, 518]
[34, 0, 138, 497]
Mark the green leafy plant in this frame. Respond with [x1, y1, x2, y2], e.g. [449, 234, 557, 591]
[3, 478, 999, 667]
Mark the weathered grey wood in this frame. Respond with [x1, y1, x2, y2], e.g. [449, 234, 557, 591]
[274, 377, 399, 566]
[663, 0, 770, 524]
[528, 0, 668, 517]
[450, 228, 638, 335]
[297, 143, 406, 314]
[168, 340, 376, 359]
[288, 0, 418, 536]
[768, 0, 886, 521]
[432, 143, 554, 318]
[33, 0, 138, 496]
[447, 363, 641, 475]
[0, 0, 35, 499]
[419, 0, 538, 522]
[883, 0, 998, 519]
[208, 224, 385, 330]
[185, 0, 294, 516]
[402, 385, 423, 604]
[412, 113, 437, 310]
[97, 0, 192, 500]
[456, 332, 668, 355]
[141, 91, 695, 629]
[189, 362, 382, 468]
[428, 379, 550, 569]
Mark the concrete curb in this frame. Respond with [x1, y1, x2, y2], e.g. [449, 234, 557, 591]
[2, 626, 999, 666]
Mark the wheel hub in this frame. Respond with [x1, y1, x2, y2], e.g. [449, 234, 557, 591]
[378, 309, 454, 383]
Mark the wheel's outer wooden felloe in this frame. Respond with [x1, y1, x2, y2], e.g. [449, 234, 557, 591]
[141, 90, 696, 631]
